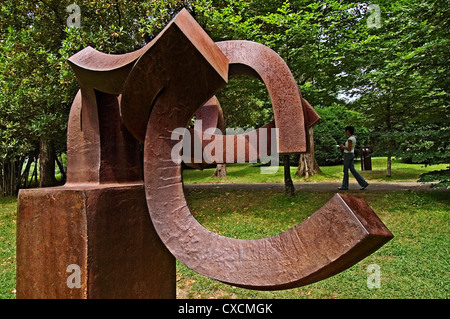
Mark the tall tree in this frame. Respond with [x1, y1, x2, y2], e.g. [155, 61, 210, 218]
[0, 0, 192, 195]
[349, 0, 449, 181]
[195, 0, 372, 186]
[2, 0, 447, 195]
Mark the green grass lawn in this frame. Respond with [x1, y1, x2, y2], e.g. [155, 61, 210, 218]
[178, 190, 449, 299]
[0, 158, 448, 299]
[1, 189, 448, 299]
[0, 197, 16, 299]
[183, 157, 449, 184]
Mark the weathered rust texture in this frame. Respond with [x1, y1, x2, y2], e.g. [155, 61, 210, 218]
[185, 97, 277, 165]
[16, 184, 175, 299]
[66, 81, 142, 184]
[142, 10, 392, 291]
[195, 96, 225, 133]
[185, 96, 227, 169]
[16, 188, 88, 299]
[144, 97, 393, 290]
[216, 40, 321, 154]
[183, 40, 322, 165]
[119, 10, 229, 143]
[16, 8, 393, 298]
[16, 9, 223, 299]
[301, 97, 321, 128]
[66, 40, 149, 184]
[186, 121, 276, 165]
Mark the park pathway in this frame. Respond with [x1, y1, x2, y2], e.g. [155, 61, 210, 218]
[184, 182, 449, 192]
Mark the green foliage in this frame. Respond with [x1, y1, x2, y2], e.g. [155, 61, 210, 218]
[195, 0, 369, 108]
[0, 0, 195, 194]
[0, 0, 448, 187]
[215, 75, 273, 129]
[349, 0, 449, 171]
[1, 1, 195, 162]
[418, 167, 450, 189]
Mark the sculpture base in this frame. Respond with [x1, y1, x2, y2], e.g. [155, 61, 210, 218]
[16, 183, 175, 299]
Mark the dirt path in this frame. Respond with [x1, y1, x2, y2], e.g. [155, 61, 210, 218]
[184, 182, 449, 192]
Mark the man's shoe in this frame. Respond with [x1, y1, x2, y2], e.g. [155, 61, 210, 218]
[338, 187, 348, 190]
[360, 184, 369, 190]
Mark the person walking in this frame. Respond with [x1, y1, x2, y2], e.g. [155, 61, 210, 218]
[338, 126, 369, 190]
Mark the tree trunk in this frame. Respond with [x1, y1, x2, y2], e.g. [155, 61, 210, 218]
[386, 101, 392, 177]
[30, 161, 38, 187]
[283, 155, 295, 196]
[20, 156, 34, 189]
[386, 153, 392, 177]
[297, 154, 309, 179]
[0, 158, 23, 196]
[296, 126, 322, 178]
[212, 164, 227, 178]
[39, 138, 57, 188]
[55, 154, 66, 184]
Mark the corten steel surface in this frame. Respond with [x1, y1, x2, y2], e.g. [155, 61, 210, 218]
[216, 40, 321, 154]
[186, 96, 277, 165]
[67, 48, 145, 184]
[185, 96, 226, 169]
[195, 96, 225, 133]
[16, 184, 175, 299]
[182, 41, 321, 166]
[17, 9, 393, 298]
[139, 10, 393, 290]
[119, 10, 229, 143]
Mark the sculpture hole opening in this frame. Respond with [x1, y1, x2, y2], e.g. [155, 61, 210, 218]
[182, 75, 326, 240]
[216, 75, 272, 130]
[183, 187, 330, 240]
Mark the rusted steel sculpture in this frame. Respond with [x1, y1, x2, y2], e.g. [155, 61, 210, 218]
[16, 9, 393, 298]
